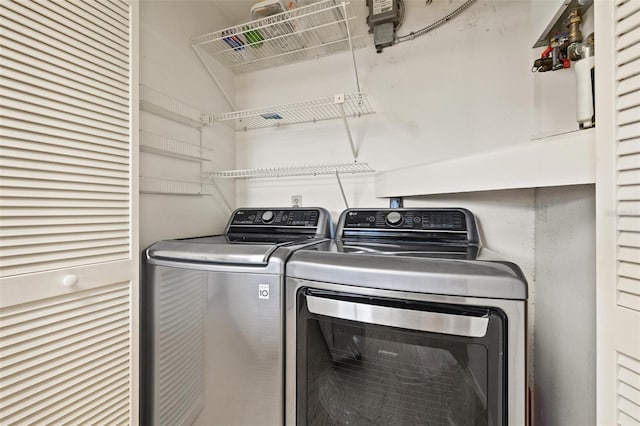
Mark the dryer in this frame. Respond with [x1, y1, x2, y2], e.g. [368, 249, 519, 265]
[142, 207, 332, 426]
[285, 208, 527, 426]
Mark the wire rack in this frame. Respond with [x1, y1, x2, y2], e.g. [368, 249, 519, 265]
[139, 176, 212, 196]
[207, 162, 374, 179]
[140, 85, 213, 127]
[139, 130, 212, 162]
[216, 92, 373, 131]
[191, 1, 367, 74]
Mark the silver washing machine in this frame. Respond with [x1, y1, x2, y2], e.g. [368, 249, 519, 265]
[285, 208, 527, 426]
[142, 207, 333, 426]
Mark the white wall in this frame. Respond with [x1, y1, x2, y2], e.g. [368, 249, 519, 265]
[533, 184, 596, 426]
[236, 0, 534, 213]
[233, 0, 537, 267]
[139, 0, 236, 249]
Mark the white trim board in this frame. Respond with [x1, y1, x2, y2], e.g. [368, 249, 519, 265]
[375, 129, 595, 197]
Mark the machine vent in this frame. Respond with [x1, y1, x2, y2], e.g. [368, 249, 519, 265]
[615, 0, 640, 313]
[617, 352, 640, 424]
[0, 0, 132, 278]
[155, 268, 206, 425]
[0, 282, 131, 425]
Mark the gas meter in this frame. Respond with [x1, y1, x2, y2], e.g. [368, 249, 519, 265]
[366, 0, 401, 53]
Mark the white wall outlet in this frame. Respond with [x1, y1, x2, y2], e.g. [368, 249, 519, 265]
[291, 195, 302, 207]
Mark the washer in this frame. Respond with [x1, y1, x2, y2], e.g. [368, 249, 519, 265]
[141, 207, 333, 426]
[285, 208, 527, 426]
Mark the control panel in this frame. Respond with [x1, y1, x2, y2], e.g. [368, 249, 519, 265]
[231, 209, 320, 227]
[343, 209, 467, 231]
[338, 208, 478, 244]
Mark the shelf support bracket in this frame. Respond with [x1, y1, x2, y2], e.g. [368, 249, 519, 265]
[342, 1, 361, 93]
[335, 171, 349, 209]
[192, 45, 236, 111]
[339, 100, 358, 161]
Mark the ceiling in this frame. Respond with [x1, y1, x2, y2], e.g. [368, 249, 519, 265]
[211, 0, 259, 26]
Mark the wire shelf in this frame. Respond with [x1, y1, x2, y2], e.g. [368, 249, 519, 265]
[140, 85, 213, 127]
[207, 161, 375, 179]
[139, 130, 212, 162]
[191, 0, 367, 74]
[216, 92, 373, 131]
[140, 176, 212, 196]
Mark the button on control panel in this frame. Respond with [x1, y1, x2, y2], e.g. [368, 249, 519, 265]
[232, 209, 320, 226]
[261, 210, 275, 223]
[385, 211, 403, 227]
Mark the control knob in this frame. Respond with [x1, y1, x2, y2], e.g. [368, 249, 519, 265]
[386, 211, 403, 227]
[261, 210, 275, 223]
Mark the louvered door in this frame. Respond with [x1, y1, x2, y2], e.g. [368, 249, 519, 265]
[596, 0, 640, 424]
[0, 0, 139, 424]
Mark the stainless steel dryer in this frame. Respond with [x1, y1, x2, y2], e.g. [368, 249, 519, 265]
[285, 208, 527, 426]
[142, 207, 332, 426]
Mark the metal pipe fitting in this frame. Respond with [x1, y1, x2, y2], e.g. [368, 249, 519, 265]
[568, 9, 583, 44]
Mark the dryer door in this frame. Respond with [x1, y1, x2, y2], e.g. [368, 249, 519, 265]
[296, 288, 507, 426]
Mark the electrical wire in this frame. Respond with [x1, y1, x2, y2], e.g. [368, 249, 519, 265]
[394, 0, 478, 43]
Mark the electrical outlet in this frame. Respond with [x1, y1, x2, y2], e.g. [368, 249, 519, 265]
[291, 195, 302, 207]
[389, 197, 403, 208]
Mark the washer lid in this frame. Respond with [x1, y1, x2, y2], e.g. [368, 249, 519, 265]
[145, 235, 283, 265]
[286, 246, 528, 300]
[145, 207, 333, 266]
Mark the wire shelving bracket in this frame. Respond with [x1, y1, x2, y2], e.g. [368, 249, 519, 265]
[216, 92, 373, 128]
[140, 130, 213, 162]
[140, 85, 213, 128]
[186, 1, 374, 205]
[140, 176, 212, 196]
[206, 161, 374, 179]
[215, 92, 372, 160]
[191, 1, 366, 77]
[206, 162, 374, 208]
[190, 1, 372, 160]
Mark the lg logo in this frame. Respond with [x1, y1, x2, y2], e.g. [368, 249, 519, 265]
[258, 284, 269, 300]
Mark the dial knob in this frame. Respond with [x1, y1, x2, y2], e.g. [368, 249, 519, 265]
[261, 210, 275, 223]
[386, 211, 403, 226]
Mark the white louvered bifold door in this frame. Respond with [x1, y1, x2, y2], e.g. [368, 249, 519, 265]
[596, 0, 640, 425]
[0, 0, 139, 424]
